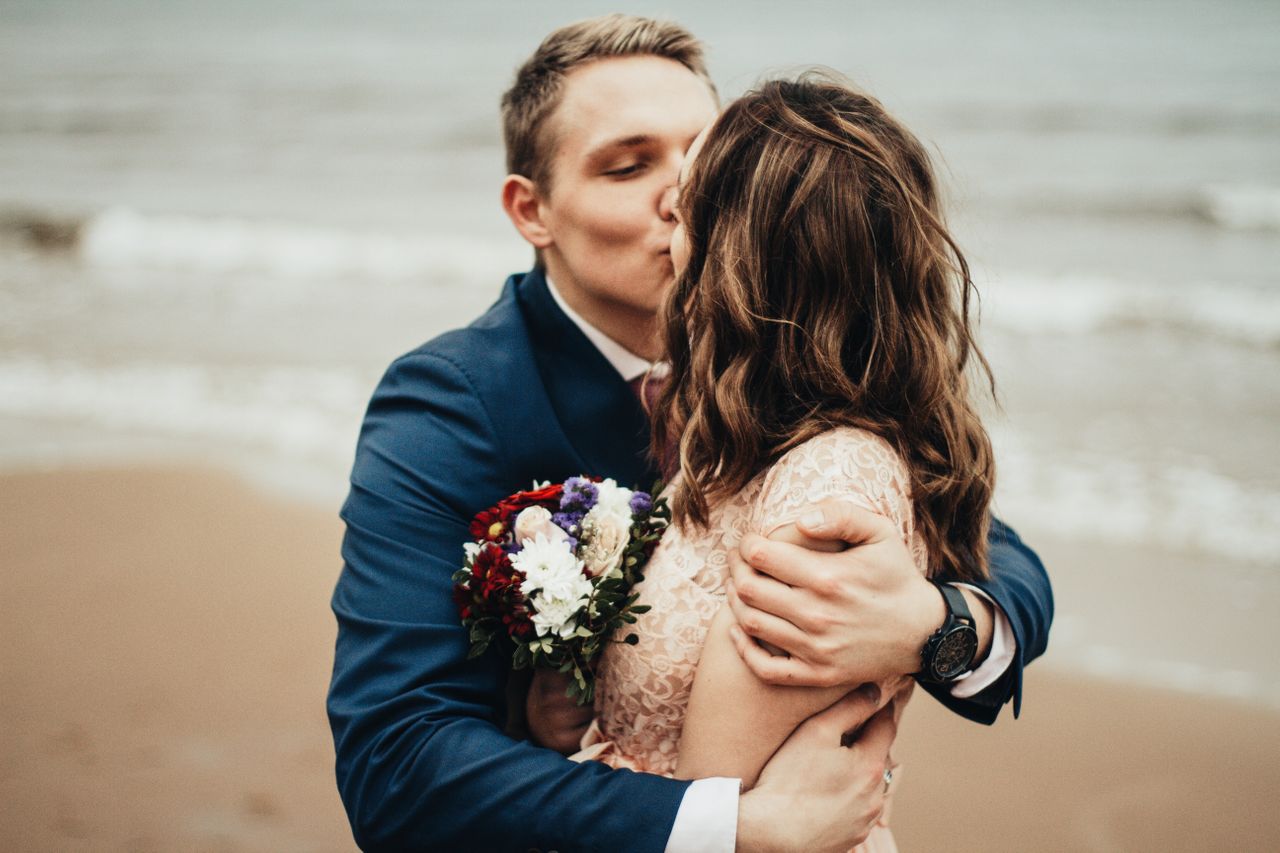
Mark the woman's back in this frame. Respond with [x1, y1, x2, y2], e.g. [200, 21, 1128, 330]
[587, 426, 927, 775]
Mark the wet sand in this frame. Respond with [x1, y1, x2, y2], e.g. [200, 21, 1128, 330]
[1, 466, 1277, 851]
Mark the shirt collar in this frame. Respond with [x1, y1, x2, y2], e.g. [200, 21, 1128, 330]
[545, 275, 667, 383]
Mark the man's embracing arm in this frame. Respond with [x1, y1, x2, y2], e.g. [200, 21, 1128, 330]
[327, 351, 688, 851]
[726, 503, 1052, 724]
[923, 516, 1052, 722]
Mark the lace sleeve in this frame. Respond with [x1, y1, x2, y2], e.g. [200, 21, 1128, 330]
[750, 427, 921, 559]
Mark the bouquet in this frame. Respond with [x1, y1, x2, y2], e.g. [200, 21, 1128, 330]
[452, 476, 669, 704]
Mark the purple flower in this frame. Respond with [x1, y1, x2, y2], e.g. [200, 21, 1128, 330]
[552, 511, 583, 534]
[629, 491, 653, 516]
[561, 477, 599, 513]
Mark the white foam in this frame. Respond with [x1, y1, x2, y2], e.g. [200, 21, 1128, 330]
[1202, 184, 1280, 232]
[78, 207, 529, 284]
[0, 357, 370, 465]
[991, 425, 1280, 565]
[978, 272, 1280, 347]
[3, 355, 1277, 569]
[1042, 647, 1280, 710]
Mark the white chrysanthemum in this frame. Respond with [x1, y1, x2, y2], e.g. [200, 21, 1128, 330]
[462, 541, 482, 563]
[513, 533, 590, 602]
[513, 535, 593, 639]
[529, 589, 589, 639]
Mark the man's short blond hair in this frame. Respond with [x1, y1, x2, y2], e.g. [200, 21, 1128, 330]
[501, 14, 716, 191]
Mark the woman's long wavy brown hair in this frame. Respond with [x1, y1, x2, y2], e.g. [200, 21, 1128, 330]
[652, 74, 995, 582]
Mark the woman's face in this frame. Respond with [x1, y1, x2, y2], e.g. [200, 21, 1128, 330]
[668, 123, 712, 277]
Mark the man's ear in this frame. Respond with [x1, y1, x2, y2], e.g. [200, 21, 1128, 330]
[501, 174, 553, 250]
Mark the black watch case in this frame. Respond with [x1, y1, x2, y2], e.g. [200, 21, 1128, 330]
[920, 583, 979, 683]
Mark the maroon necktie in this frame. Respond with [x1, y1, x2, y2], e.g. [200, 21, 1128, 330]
[628, 373, 666, 413]
[629, 373, 677, 477]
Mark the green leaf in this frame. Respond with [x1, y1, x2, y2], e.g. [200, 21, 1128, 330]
[467, 635, 493, 659]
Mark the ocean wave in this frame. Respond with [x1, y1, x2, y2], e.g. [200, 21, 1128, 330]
[2, 356, 1277, 569]
[978, 273, 1280, 347]
[79, 207, 530, 282]
[0, 206, 530, 283]
[0, 357, 371, 463]
[1043, 640, 1280, 710]
[991, 426, 1280, 566]
[2, 206, 1276, 348]
[988, 183, 1280, 232]
[1201, 184, 1280, 231]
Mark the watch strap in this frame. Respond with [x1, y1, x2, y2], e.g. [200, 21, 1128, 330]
[936, 582, 974, 628]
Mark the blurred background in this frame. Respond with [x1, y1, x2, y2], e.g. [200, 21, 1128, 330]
[2, 1, 1277, 850]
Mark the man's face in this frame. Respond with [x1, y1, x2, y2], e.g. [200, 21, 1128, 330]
[535, 55, 718, 335]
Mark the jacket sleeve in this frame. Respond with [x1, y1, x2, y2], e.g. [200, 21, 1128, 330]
[919, 516, 1054, 725]
[327, 352, 689, 852]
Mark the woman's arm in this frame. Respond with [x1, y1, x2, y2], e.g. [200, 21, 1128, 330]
[676, 523, 861, 787]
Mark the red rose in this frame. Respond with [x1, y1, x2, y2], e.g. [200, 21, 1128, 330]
[496, 482, 564, 518]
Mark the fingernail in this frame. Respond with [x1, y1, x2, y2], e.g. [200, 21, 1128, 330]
[800, 509, 826, 531]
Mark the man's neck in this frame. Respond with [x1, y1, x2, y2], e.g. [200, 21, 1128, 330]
[543, 274, 662, 374]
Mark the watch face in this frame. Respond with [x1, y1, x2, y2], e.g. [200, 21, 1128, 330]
[931, 627, 979, 680]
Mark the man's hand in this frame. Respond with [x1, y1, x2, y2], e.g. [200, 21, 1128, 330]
[737, 684, 897, 853]
[728, 499, 993, 688]
[525, 669, 593, 755]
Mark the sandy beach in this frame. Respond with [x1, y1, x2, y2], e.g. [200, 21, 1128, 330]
[2, 465, 1278, 852]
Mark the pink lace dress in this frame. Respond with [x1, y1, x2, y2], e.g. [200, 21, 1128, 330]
[579, 427, 928, 852]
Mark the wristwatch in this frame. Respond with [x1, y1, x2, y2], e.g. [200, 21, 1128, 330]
[917, 582, 979, 683]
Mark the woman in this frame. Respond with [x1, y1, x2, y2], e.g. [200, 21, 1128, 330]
[580, 74, 996, 850]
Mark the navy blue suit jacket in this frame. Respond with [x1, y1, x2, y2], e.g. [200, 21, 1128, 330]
[328, 269, 1053, 851]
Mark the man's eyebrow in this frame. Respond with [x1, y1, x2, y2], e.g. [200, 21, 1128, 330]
[583, 134, 655, 160]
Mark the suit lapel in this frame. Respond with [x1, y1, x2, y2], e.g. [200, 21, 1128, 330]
[517, 269, 660, 490]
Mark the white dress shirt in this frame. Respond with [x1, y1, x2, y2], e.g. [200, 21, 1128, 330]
[546, 278, 1014, 852]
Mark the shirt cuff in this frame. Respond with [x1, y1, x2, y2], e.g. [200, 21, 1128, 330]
[947, 583, 1015, 699]
[665, 777, 740, 853]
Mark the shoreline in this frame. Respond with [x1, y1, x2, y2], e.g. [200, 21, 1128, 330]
[2, 463, 1277, 851]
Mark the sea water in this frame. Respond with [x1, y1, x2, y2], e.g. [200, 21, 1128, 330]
[2, 0, 1277, 707]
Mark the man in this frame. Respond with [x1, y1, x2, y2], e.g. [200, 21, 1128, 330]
[328, 14, 1052, 852]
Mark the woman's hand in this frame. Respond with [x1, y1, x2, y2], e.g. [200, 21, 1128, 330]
[737, 686, 898, 853]
[525, 669, 593, 754]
